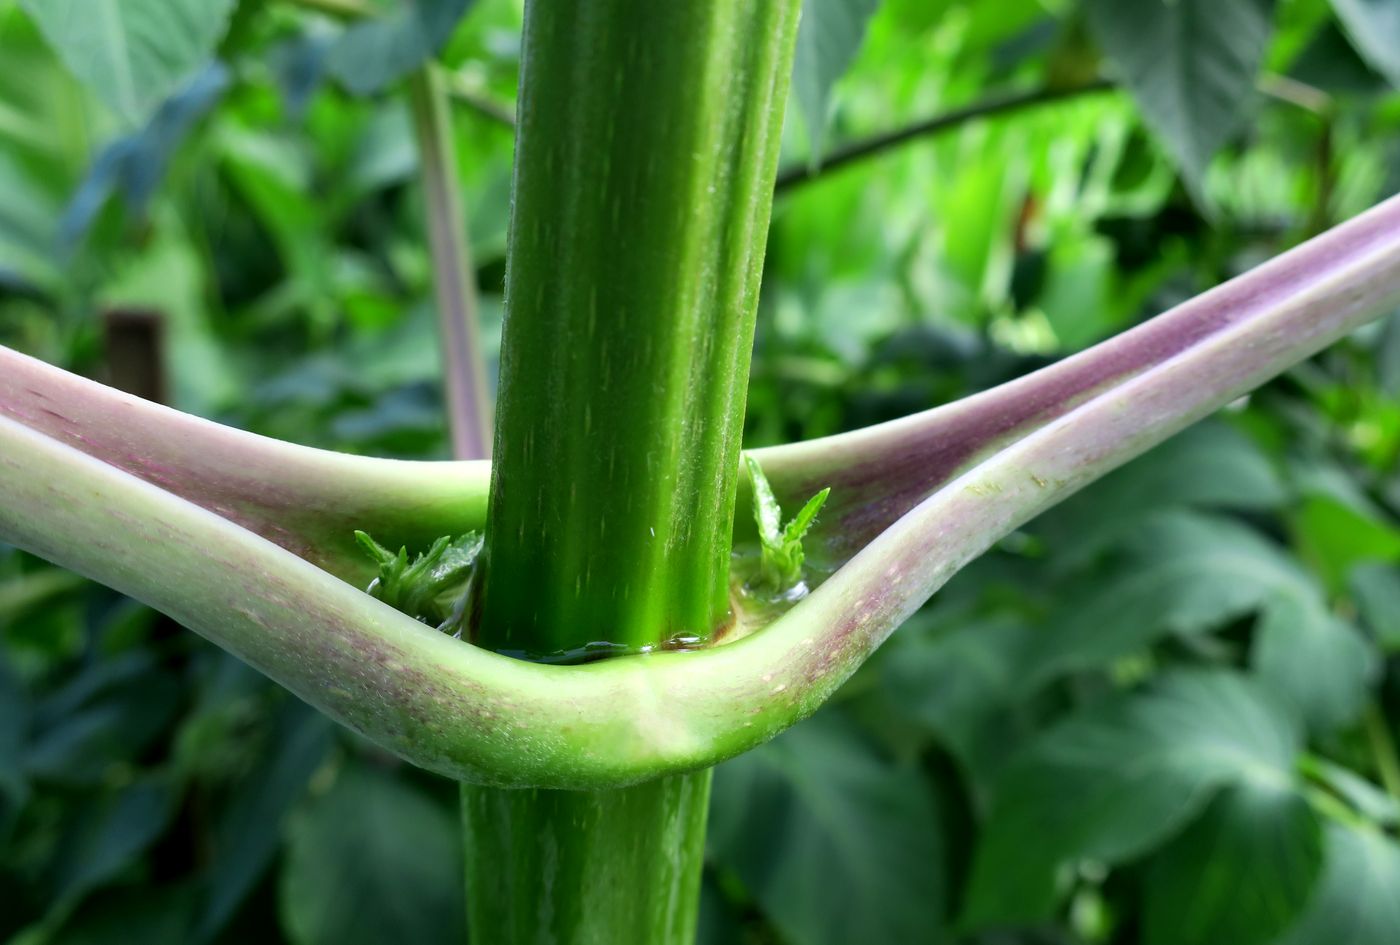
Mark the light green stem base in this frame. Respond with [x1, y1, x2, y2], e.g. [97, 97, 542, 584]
[461, 772, 713, 945]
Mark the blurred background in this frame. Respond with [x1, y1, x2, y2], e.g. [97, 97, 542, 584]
[3, 0, 1400, 942]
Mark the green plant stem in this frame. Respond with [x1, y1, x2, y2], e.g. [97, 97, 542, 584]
[1365, 703, 1400, 801]
[461, 774, 712, 943]
[462, 1, 799, 943]
[477, 0, 798, 655]
[408, 65, 493, 460]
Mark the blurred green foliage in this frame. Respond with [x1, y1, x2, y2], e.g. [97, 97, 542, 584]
[2, 0, 1400, 943]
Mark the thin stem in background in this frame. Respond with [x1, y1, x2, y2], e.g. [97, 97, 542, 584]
[408, 65, 494, 461]
[444, 70, 516, 128]
[773, 78, 1115, 194]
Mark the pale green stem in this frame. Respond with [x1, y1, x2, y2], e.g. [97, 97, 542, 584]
[408, 64, 493, 460]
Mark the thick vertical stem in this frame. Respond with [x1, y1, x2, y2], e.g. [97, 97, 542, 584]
[461, 2, 800, 944]
[476, 0, 799, 656]
[409, 65, 494, 461]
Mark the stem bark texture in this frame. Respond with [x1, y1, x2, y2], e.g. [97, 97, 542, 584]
[463, 2, 799, 942]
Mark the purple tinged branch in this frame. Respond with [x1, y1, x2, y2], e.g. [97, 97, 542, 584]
[751, 191, 1400, 562]
[0, 346, 488, 582]
[0, 195, 1398, 788]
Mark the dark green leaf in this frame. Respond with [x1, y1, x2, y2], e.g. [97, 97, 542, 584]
[709, 711, 946, 945]
[1252, 597, 1375, 733]
[1351, 562, 1400, 651]
[55, 887, 195, 945]
[1330, 0, 1400, 88]
[1274, 823, 1400, 945]
[279, 763, 465, 945]
[1023, 512, 1303, 684]
[962, 670, 1299, 927]
[0, 654, 29, 844]
[327, 0, 476, 96]
[1291, 494, 1400, 593]
[61, 63, 231, 248]
[1379, 310, 1400, 395]
[49, 778, 180, 905]
[1085, 0, 1276, 189]
[25, 654, 185, 784]
[880, 612, 1033, 788]
[1143, 783, 1323, 945]
[193, 702, 333, 943]
[793, 0, 882, 157]
[19, 0, 236, 123]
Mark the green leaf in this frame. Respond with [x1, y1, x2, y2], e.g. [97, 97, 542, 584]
[744, 456, 830, 592]
[1023, 512, 1304, 684]
[962, 670, 1299, 927]
[194, 702, 333, 943]
[1085, 0, 1276, 189]
[19, 0, 236, 123]
[55, 888, 195, 945]
[1252, 597, 1376, 733]
[1274, 823, 1400, 945]
[356, 529, 483, 634]
[60, 63, 230, 248]
[793, 0, 882, 157]
[709, 711, 946, 945]
[1291, 494, 1400, 593]
[1143, 783, 1323, 945]
[1351, 562, 1400, 651]
[1379, 310, 1400, 395]
[279, 763, 465, 945]
[0, 655, 29, 845]
[879, 612, 1033, 790]
[782, 487, 831, 547]
[327, 0, 476, 96]
[1330, 0, 1400, 88]
[745, 454, 783, 544]
[49, 778, 180, 906]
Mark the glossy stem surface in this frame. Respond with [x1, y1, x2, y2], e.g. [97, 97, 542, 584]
[476, 0, 798, 655]
[463, 2, 798, 943]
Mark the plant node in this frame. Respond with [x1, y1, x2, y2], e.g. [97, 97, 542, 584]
[355, 530, 482, 638]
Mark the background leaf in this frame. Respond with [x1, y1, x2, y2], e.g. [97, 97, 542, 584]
[194, 702, 332, 943]
[1085, 0, 1276, 189]
[1251, 597, 1375, 733]
[962, 670, 1300, 927]
[327, 0, 475, 96]
[279, 762, 465, 945]
[19, 0, 235, 123]
[708, 711, 946, 945]
[793, 0, 882, 158]
[1330, 0, 1400, 88]
[1143, 783, 1323, 945]
[1274, 823, 1400, 945]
